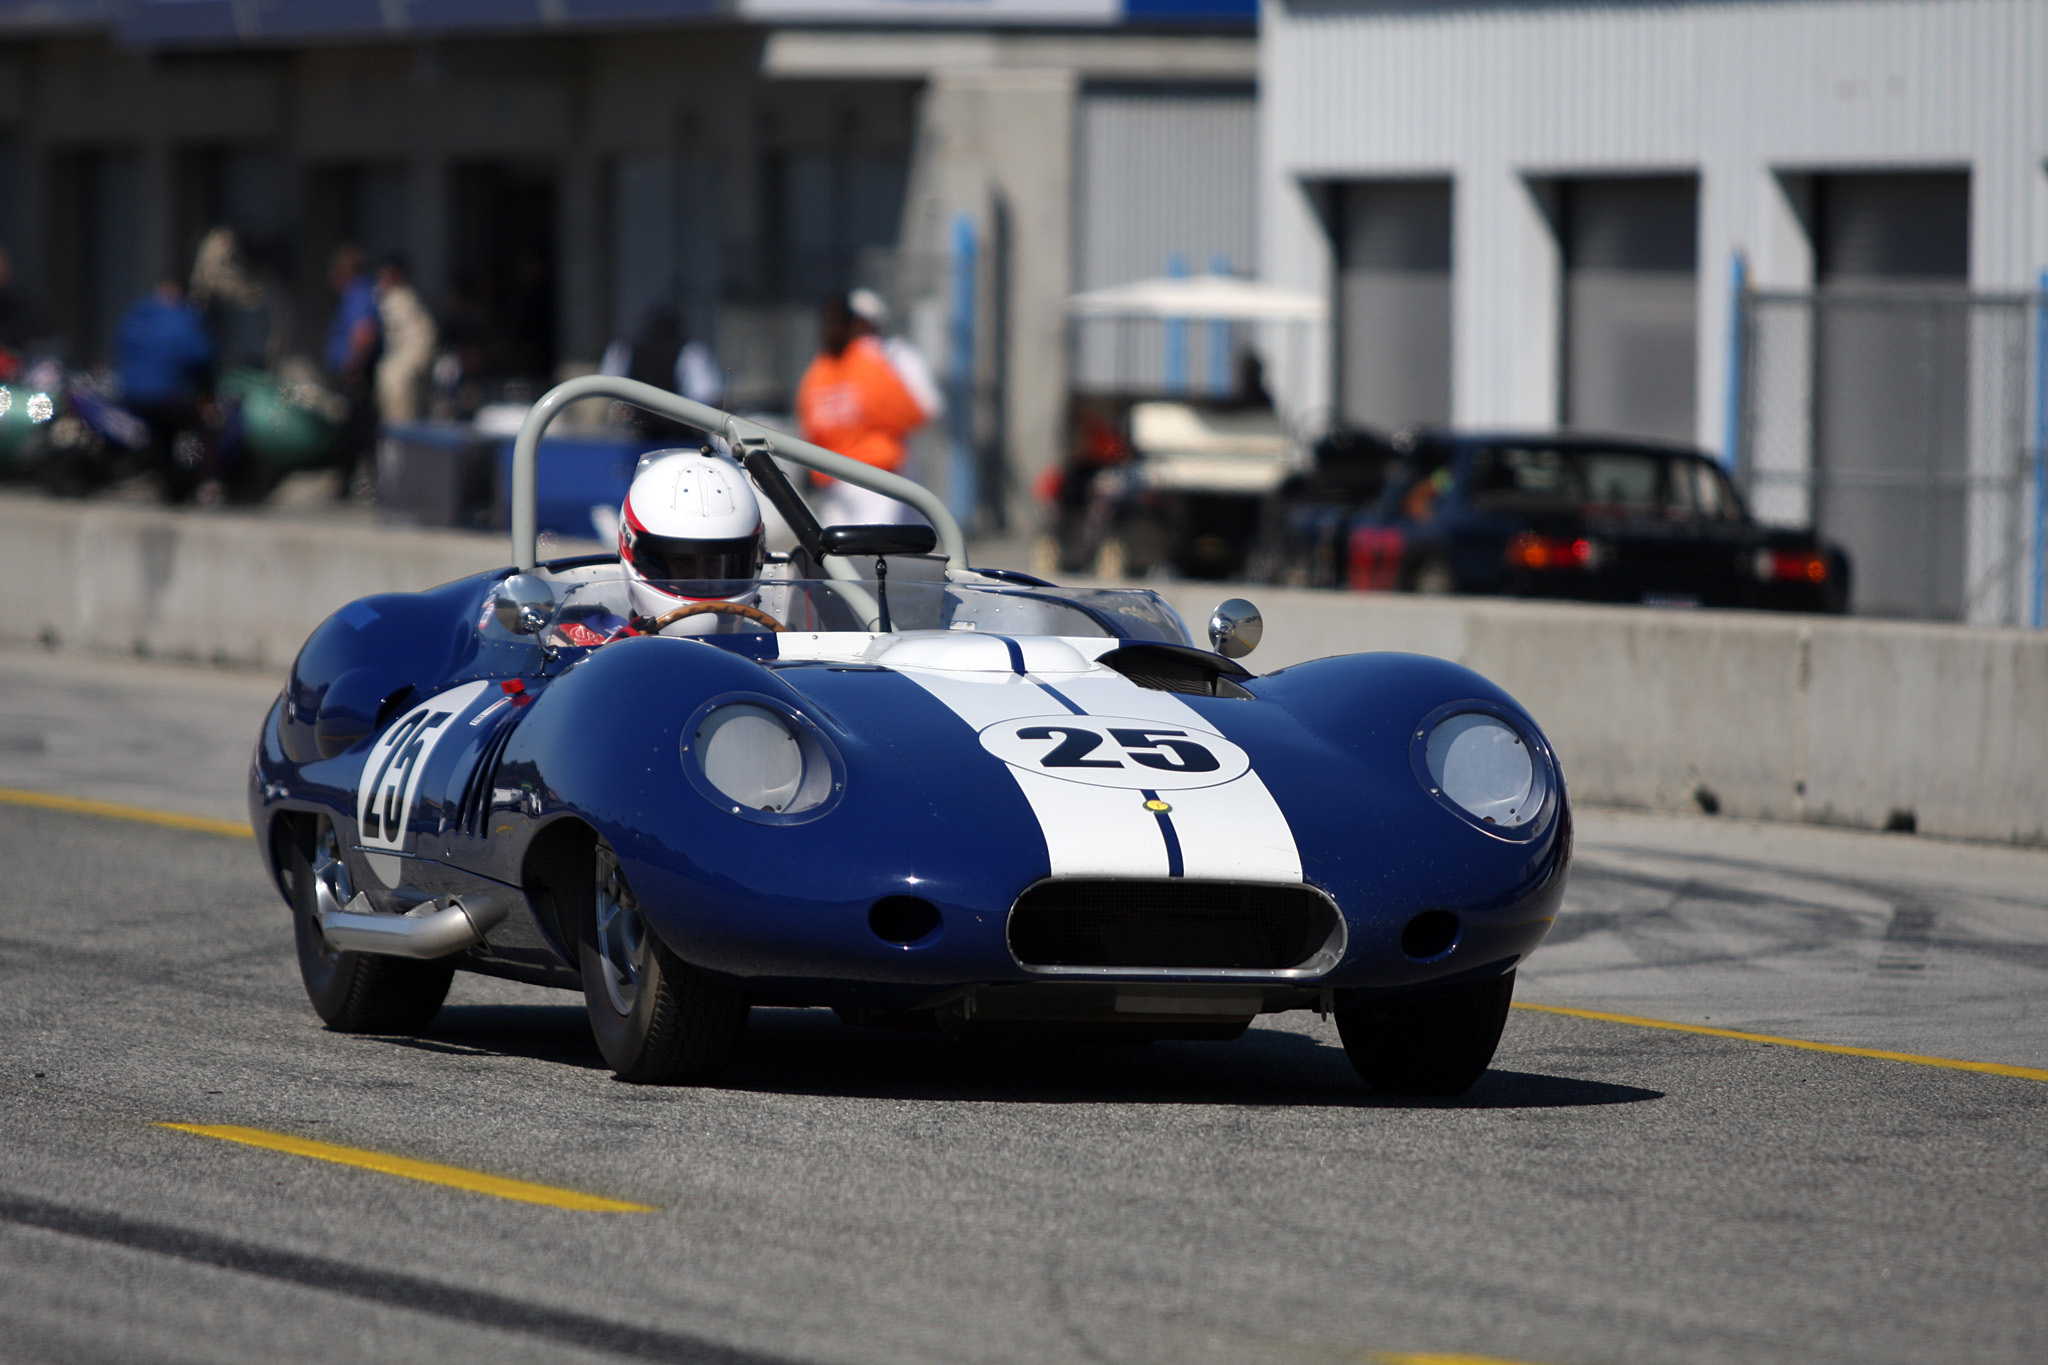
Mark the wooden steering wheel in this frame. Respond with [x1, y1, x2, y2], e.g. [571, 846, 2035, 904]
[643, 600, 786, 633]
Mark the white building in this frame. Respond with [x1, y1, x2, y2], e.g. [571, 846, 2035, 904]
[1261, 0, 2048, 623]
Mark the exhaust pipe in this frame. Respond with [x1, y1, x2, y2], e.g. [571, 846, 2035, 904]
[318, 891, 510, 959]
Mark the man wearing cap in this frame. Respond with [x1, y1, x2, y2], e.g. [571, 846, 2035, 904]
[795, 289, 943, 526]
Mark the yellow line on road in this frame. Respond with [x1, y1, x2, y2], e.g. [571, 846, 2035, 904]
[158, 1124, 656, 1213]
[1515, 1002, 2048, 1083]
[0, 786, 250, 839]
[1376, 1354, 1547, 1365]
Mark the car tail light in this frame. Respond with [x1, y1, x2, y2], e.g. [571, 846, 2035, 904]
[1507, 532, 1601, 571]
[1348, 526, 1407, 591]
[1754, 549, 1828, 583]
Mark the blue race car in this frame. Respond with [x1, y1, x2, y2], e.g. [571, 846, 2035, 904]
[250, 377, 1570, 1094]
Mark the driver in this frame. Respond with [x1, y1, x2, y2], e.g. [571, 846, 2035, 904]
[553, 449, 766, 648]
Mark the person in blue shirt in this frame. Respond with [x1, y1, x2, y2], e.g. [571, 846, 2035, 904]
[324, 244, 383, 500]
[116, 280, 217, 503]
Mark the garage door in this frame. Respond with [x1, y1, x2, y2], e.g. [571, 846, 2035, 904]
[1812, 171, 1971, 620]
[1335, 180, 1452, 432]
[1561, 176, 1698, 444]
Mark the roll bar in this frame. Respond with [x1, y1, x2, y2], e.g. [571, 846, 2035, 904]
[510, 374, 968, 571]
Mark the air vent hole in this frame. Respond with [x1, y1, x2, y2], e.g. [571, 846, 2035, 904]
[870, 896, 943, 945]
[1401, 909, 1461, 960]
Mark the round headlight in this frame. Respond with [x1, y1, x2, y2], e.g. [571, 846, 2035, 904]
[1422, 711, 1542, 829]
[687, 702, 837, 817]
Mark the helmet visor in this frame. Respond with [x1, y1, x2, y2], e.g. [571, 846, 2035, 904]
[626, 531, 763, 599]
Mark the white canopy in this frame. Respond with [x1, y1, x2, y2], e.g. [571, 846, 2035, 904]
[1066, 274, 1327, 323]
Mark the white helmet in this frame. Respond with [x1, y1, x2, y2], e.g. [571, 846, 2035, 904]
[619, 450, 765, 627]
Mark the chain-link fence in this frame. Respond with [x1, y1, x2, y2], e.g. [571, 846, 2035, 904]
[1738, 287, 2044, 625]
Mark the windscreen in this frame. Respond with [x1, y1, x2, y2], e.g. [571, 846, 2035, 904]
[527, 568, 1191, 648]
[1468, 445, 1738, 519]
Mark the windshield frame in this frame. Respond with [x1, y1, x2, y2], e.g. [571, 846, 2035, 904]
[506, 562, 1193, 652]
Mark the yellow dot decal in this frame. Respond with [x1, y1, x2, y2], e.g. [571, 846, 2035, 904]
[1143, 799, 1172, 813]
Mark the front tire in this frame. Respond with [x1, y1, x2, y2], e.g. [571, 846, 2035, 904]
[1335, 972, 1516, 1096]
[289, 817, 453, 1033]
[579, 838, 748, 1083]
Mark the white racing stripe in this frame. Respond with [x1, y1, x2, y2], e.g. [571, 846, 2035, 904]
[896, 669, 1170, 877]
[894, 659, 1302, 883]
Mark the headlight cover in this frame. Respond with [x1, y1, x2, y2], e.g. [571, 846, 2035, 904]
[1409, 703, 1555, 837]
[682, 695, 843, 824]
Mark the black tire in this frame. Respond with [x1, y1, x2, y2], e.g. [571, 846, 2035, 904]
[288, 817, 453, 1034]
[1335, 971, 1516, 1096]
[579, 838, 748, 1083]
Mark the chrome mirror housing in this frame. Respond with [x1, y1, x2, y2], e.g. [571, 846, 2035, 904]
[492, 573, 556, 635]
[1208, 598, 1263, 659]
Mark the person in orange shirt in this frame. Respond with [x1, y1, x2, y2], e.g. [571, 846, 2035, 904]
[796, 290, 941, 526]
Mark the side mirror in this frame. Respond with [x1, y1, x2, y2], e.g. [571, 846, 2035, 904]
[492, 573, 556, 635]
[819, 523, 938, 558]
[1208, 598, 1263, 659]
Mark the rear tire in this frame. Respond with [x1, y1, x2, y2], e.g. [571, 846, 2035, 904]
[288, 817, 453, 1034]
[1335, 972, 1516, 1096]
[579, 837, 748, 1083]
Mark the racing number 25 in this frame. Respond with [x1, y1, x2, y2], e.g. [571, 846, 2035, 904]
[1016, 726, 1221, 774]
[362, 708, 452, 841]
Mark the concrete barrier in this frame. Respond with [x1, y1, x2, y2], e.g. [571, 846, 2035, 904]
[3, 492, 2041, 846]
[1142, 583, 2048, 848]
[0, 493, 518, 672]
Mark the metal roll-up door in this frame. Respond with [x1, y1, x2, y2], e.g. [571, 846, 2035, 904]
[1812, 172, 1971, 620]
[1336, 180, 1452, 431]
[1561, 176, 1698, 444]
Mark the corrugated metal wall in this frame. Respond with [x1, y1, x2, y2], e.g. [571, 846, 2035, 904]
[1263, 0, 2048, 622]
[1265, 0, 2048, 421]
[1072, 83, 1257, 393]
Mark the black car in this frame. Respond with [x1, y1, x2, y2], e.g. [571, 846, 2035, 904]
[1251, 426, 1400, 588]
[1345, 430, 1850, 613]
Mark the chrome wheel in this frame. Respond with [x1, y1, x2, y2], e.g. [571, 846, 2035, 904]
[309, 820, 353, 962]
[290, 815, 452, 1033]
[592, 842, 650, 1016]
[576, 833, 749, 1082]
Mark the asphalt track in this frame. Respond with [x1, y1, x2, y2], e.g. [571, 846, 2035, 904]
[2, 648, 2045, 1365]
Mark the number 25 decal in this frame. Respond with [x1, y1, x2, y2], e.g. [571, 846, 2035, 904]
[979, 715, 1250, 791]
[1017, 726, 1221, 774]
[355, 679, 492, 863]
[361, 708, 450, 841]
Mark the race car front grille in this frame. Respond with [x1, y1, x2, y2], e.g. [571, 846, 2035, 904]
[1008, 880, 1339, 973]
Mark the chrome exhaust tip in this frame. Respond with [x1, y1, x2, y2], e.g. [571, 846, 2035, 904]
[317, 892, 509, 960]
